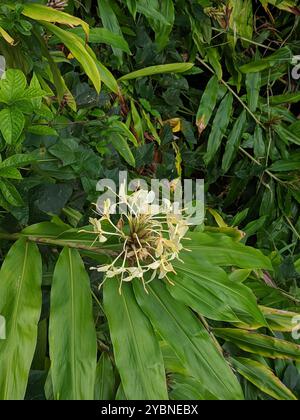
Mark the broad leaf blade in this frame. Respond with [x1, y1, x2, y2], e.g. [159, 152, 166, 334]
[104, 280, 168, 400]
[134, 280, 244, 400]
[0, 239, 42, 400]
[49, 248, 97, 400]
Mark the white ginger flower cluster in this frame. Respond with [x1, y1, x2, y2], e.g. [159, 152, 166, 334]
[85, 186, 190, 294]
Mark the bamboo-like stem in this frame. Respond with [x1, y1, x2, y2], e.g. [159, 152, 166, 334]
[0, 232, 118, 256]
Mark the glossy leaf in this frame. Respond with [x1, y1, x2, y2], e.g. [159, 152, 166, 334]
[119, 63, 194, 82]
[42, 23, 101, 93]
[0, 239, 42, 400]
[134, 280, 244, 400]
[22, 4, 89, 37]
[186, 232, 273, 270]
[170, 256, 266, 326]
[231, 357, 297, 400]
[95, 353, 116, 400]
[214, 329, 300, 361]
[104, 280, 168, 400]
[49, 248, 97, 400]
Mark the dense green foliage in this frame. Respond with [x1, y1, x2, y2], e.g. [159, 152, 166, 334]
[0, 0, 300, 401]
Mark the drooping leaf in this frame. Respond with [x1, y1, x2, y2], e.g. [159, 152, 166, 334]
[42, 23, 101, 93]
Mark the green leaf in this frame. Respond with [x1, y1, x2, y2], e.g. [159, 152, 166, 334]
[261, 0, 300, 14]
[274, 125, 300, 146]
[0, 167, 22, 180]
[111, 135, 136, 167]
[269, 159, 300, 172]
[169, 373, 218, 400]
[0, 69, 27, 103]
[222, 110, 247, 173]
[253, 125, 266, 158]
[246, 72, 261, 112]
[137, 0, 172, 26]
[97, 0, 125, 63]
[204, 93, 233, 164]
[231, 357, 297, 400]
[0, 179, 23, 207]
[228, 0, 253, 47]
[260, 306, 300, 332]
[133, 280, 244, 400]
[70, 27, 131, 53]
[154, 0, 175, 51]
[27, 125, 58, 136]
[186, 231, 273, 270]
[0, 154, 35, 169]
[49, 248, 97, 400]
[104, 280, 168, 400]
[196, 75, 220, 135]
[119, 63, 194, 82]
[240, 47, 292, 73]
[170, 256, 266, 326]
[0, 239, 42, 400]
[22, 4, 89, 37]
[214, 329, 300, 361]
[42, 22, 101, 93]
[0, 107, 25, 144]
[95, 353, 116, 400]
[206, 48, 222, 80]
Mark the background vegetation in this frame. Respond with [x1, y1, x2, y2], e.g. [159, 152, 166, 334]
[0, 0, 300, 400]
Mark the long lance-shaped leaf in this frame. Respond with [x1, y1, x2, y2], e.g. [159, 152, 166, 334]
[119, 63, 194, 82]
[134, 280, 244, 400]
[0, 239, 42, 400]
[49, 248, 97, 400]
[170, 256, 266, 327]
[214, 329, 300, 361]
[204, 92, 233, 165]
[95, 353, 116, 400]
[42, 22, 101, 93]
[196, 75, 220, 135]
[104, 280, 168, 400]
[22, 4, 89, 37]
[186, 231, 273, 270]
[231, 357, 297, 401]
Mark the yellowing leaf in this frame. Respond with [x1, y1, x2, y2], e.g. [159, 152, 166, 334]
[22, 4, 89, 38]
[166, 118, 181, 133]
[172, 142, 182, 177]
[0, 27, 14, 45]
